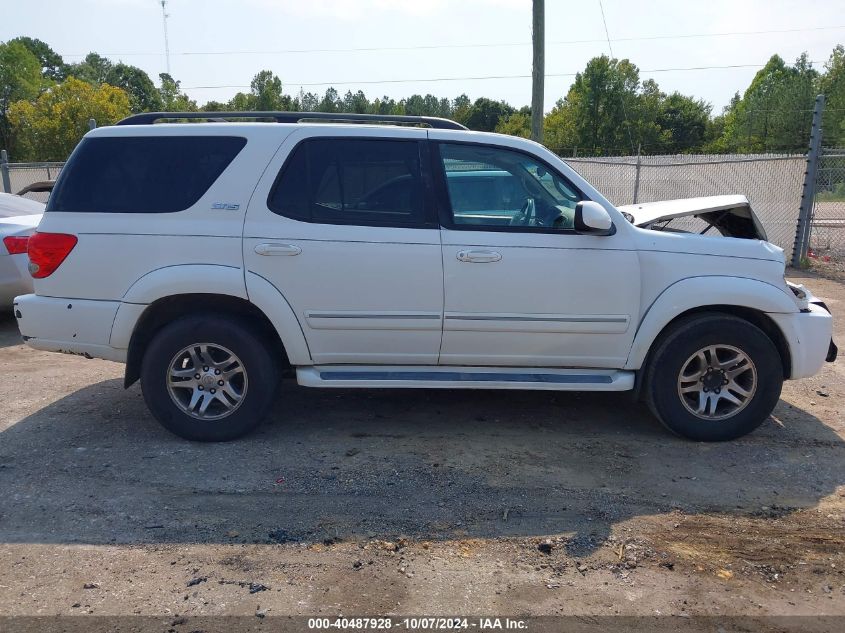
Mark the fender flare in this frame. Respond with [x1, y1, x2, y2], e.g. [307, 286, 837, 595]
[121, 264, 249, 304]
[624, 276, 798, 370]
[112, 264, 250, 349]
[244, 270, 311, 365]
[112, 264, 311, 366]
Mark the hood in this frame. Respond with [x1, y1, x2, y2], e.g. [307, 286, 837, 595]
[617, 195, 767, 241]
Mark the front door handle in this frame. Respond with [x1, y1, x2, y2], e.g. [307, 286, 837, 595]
[457, 249, 502, 263]
[254, 243, 302, 256]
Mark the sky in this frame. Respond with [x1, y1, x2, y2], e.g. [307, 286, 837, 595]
[2, 0, 843, 113]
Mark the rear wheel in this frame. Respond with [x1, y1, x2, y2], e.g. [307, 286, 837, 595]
[646, 313, 783, 441]
[141, 315, 279, 441]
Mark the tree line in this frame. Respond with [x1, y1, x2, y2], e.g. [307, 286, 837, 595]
[1, 35, 844, 161]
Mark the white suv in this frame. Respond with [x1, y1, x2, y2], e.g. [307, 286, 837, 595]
[13, 112, 836, 442]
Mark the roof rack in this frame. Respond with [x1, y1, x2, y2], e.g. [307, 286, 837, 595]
[116, 111, 468, 130]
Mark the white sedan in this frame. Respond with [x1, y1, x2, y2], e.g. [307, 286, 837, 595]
[0, 193, 44, 308]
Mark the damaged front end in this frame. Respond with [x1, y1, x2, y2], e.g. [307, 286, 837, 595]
[618, 195, 767, 240]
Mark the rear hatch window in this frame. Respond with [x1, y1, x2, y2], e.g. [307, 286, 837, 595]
[47, 136, 246, 213]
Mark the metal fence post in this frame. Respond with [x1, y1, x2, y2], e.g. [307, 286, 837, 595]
[88, 118, 97, 131]
[791, 94, 825, 268]
[632, 143, 642, 204]
[0, 150, 11, 194]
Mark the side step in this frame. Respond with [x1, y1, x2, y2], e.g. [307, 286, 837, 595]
[296, 366, 634, 391]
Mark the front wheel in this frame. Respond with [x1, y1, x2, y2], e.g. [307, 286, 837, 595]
[140, 315, 280, 441]
[645, 313, 783, 441]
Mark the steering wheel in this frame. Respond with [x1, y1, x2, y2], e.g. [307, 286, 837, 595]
[534, 201, 565, 228]
[510, 198, 536, 226]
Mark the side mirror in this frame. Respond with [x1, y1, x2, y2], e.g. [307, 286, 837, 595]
[574, 201, 615, 236]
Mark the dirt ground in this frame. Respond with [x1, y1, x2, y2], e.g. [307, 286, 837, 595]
[1, 271, 844, 630]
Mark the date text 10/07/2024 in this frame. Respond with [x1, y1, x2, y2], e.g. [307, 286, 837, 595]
[306, 617, 529, 630]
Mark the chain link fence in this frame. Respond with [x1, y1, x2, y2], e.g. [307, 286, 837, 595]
[567, 153, 806, 262]
[810, 148, 845, 258]
[0, 155, 64, 204]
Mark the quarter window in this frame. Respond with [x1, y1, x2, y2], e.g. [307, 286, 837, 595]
[438, 143, 582, 230]
[269, 138, 426, 226]
[48, 136, 246, 213]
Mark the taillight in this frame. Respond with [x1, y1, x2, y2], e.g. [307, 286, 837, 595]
[3, 235, 29, 255]
[27, 232, 78, 279]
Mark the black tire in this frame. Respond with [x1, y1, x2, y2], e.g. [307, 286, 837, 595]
[645, 313, 783, 442]
[140, 315, 279, 441]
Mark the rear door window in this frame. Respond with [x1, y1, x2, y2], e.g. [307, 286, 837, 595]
[268, 138, 427, 227]
[47, 136, 246, 213]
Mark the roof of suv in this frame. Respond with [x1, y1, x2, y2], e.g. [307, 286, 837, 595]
[117, 111, 469, 130]
[91, 118, 545, 153]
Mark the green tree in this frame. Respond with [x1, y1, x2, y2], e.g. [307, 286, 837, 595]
[8, 77, 131, 160]
[0, 40, 43, 154]
[64, 52, 112, 85]
[342, 89, 369, 113]
[657, 92, 712, 153]
[543, 103, 577, 154]
[633, 78, 669, 152]
[495, 111, 531, 138]
[464, 97, 515, 132]
[370, 95, 397, 115]
[200, 100, 231, 112]
[546, 55, 641, 155]
[452, 94, 472, 125]
[250, 70, 287, 110]
[104, 63, 162, 112]
[159, 73, 197, 111]
[298, 89, 320, 112]
[9, 36, 65, 81]
[820, 45, 845, 146]
[718, 54, 818, 152]
[318, 88, 341, 112]
[228, 91, 257, 110]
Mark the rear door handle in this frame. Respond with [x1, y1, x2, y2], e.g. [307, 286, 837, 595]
[254, 243, 302, 256]
[457, 250, 502, 263]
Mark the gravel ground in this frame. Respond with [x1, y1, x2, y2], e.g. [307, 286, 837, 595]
[1, 271, 844, 630]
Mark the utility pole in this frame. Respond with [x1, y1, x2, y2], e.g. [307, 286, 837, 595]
[160, 0, 172, 75]
[531, 0, 544, 143]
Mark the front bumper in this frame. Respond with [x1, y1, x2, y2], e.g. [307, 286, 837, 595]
[13, 293, 126, 362]
[812, 300, 838, 363]
[769, 302, 835, 379]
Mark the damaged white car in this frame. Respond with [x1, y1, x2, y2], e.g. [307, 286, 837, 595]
[13, 112, 837, 442]
[0, 193, 44, 308]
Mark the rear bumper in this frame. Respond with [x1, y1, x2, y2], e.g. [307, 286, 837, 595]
[769, 302, 834, 379]
[13, 294, 126, 362]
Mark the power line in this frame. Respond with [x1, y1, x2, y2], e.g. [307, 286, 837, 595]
[57, 24, 845, 58]
[598, 0, 636, 155]
[182, 62, 824, 90]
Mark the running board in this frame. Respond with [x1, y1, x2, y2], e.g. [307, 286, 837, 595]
[296, 366, 635, 391]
